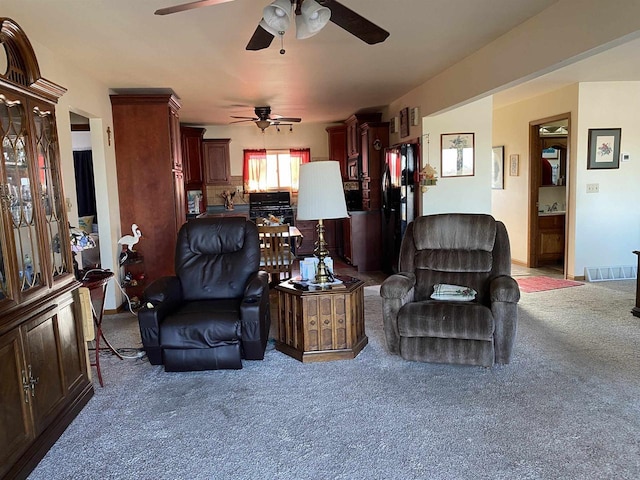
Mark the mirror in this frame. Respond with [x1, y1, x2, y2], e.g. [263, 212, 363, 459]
[539, 119, 568, 186]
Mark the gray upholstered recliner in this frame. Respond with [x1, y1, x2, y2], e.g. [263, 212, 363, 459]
[380, 214, 520, 367]
[137, 217, 271, 372]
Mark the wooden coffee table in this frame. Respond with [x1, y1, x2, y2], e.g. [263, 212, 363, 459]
[274, 276, 367, 362]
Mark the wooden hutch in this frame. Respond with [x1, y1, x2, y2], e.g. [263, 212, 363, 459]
[0, 18, 93, 479]
[110, 93, 186, 296]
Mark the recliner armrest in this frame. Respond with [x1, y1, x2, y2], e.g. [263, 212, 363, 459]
[144, 276, 183, 307]
[380, 272, 416, 299]
[380, 273, 416, 356]
[243, 271, 269, 300]
[138, 276, 183, 365]
[240, 271, 270, 360]
[490, 275, 520, 303]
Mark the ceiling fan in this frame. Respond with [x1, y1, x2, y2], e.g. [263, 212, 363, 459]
[154, 0, 390, 52]
[230, 106, 302, 131]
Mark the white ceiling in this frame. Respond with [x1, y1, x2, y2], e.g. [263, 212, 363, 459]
[4, 0, 640, 126]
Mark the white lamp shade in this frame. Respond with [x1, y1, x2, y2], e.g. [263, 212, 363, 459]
[295, 0, 331, 39]
[297, 161, 348, 221]
[262, 0, 292, 33]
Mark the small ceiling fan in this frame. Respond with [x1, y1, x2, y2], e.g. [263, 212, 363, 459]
[230, 106, 301, 131]
[154, 0, 390, 52]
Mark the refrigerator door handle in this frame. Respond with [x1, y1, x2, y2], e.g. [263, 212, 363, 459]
[382, 164, 391, 216]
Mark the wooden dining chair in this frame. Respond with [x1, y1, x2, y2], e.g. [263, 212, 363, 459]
[258, 224, 295, 285]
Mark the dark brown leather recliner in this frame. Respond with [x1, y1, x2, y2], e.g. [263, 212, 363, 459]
[380, 214, 520, 367]
[137, 217, 271, 371]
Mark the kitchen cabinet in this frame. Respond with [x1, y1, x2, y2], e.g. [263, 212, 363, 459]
[345, 113, 382, 161]
[181, 126, 206, 215]
[326, 125, 347, 179]
[0, 18, 93, 479]
[342, 211, 382, 271]
[203, 139, 231, 185]
[360, 122, 389, 211]
[111, 93, 186, 282]
[181, 126, 205, 186]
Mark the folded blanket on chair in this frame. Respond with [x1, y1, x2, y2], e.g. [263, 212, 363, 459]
[431, 283, 477, 301]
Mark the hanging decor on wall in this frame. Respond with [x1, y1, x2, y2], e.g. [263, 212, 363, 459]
[420, 133, 438, 192]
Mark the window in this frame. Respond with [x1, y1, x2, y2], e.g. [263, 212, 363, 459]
[243, 148, 310, 192]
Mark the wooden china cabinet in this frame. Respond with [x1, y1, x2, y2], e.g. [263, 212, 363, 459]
[0, 18, 93, 480]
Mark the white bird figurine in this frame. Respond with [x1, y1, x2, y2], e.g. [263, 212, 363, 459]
[118, 223, 142, 252]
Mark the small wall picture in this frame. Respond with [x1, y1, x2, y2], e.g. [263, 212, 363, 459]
[509, 154, 519, 176]
[588, 128, 621, 169]
[492, 146, 504, 189]
[441, 133, 474, 177]
[400, 107, 410, 138]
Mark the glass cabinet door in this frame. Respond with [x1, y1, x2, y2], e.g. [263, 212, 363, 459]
[31, 103, 70, 279]
[0, 92, 44, 297]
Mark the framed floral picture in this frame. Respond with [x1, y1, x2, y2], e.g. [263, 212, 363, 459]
[441, 133, 474, 177]
[587, 128, 621, 169]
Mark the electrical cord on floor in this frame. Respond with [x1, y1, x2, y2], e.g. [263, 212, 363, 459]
[82, 268, 143, 358]
[82, 267, 137, 316]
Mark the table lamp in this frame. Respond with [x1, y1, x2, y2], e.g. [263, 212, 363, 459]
[296, 161, 348, 285]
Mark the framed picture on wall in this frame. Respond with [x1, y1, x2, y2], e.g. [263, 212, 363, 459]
[441, 133, 475, 177]
[492, 146, 504, 189]
[587, 128, 621, 169]
[400, 107, 410, 138]
[509, 154, 520, 176]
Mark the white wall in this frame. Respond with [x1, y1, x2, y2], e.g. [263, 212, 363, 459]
[492, 84, 578, 267]
[574, 82, 640, 273]
[421, 97, 493, 215]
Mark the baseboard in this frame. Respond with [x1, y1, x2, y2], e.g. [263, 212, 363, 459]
[511, 259, 528, 267]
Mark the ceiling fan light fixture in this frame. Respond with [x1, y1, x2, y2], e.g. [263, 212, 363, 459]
[295, 0, 331, 39]
[263, 0, 292, 33]
[256, 119, 271, 131]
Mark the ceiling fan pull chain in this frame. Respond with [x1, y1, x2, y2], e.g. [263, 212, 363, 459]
[279, 32, 286, 55]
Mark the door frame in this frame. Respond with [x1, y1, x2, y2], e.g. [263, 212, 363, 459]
[528, 113, 571, 276]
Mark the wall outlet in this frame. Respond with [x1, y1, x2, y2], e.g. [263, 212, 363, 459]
[586, 183, 599, 193]
[236, 185, 243, 194]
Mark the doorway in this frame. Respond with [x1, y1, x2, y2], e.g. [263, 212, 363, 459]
[70, 112, 100, 269]
[528, 114, 570, 276]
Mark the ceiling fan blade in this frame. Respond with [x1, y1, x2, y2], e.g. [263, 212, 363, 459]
[274, 117, 302, 123]
[246, 25, 275, 51]
[317, 0, 390, 45]
[154, 0, 235, 16]
[229, 119, 255, 124]
[230, 116, 258, 120]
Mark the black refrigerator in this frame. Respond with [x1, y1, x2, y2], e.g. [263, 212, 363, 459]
[381, 143, 419, 273]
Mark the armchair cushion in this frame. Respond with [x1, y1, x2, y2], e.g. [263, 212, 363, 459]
[160, 299, 242, 349]
[398, 302, 493, 340]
